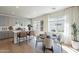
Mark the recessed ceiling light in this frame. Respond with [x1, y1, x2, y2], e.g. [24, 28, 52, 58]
[52, 7, 56, 10]
[16, 6, 19, 8]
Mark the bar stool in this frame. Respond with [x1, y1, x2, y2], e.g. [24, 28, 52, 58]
[27, 31, 35, 42]
[17, 31, 27, 45]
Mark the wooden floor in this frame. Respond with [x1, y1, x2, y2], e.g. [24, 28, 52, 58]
[0, 38, 74, 53]
[0, 38, 33, 53]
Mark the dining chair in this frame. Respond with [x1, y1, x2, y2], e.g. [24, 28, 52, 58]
[42, 35, 54, 53]
[35, 34, 45, 47]
[35, 31, 45, 47]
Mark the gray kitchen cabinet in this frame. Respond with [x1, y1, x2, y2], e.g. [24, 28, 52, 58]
[0, 31, 14, 40]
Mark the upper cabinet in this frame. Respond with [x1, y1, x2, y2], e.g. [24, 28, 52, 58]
[0, 15, 31, 26]
[15, 18, 31, 26]
[0, 16, 9, 26]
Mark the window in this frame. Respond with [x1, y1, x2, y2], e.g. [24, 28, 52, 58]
[33, 20, 43, 31]
[48, 16, 65, 33]
[33, 21, 41, 31]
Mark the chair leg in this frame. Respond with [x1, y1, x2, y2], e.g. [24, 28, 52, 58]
[26, 37, 28, 44]
[46, 46, 54, 53]
[18, 37, 20, 45]
[17, 37, 20, 45]
[42, 45, 54, 53]
[29, 35, 31, 42]
[35, 41, 37, 48]
[17, 37, 19, 44]
[51, 46, 54, 53]
[42, 45, 45, 53]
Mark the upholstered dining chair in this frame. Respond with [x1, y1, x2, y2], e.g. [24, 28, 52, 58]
[42, 35, 54, 53]
[35, 31, 45, 47]
[17, 31, 27, 45]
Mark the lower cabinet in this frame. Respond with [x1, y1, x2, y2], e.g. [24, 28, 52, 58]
[0, 31, 14, 40]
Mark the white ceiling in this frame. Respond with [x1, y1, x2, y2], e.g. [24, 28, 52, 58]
[0, 6, 70, 18]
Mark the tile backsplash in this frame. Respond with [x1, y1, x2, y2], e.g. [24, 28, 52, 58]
[0, 26, 9, 31]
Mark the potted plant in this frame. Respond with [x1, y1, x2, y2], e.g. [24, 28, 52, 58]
[71, 23, 79, 49]
[27, 24, 33, 40]
[8, 26, 13, 31]
[27, 24, 32, 31]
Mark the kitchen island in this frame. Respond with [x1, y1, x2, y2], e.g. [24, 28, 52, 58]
[0, 31, 14, 40]
[13, 30, 27, 44]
